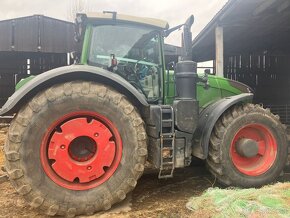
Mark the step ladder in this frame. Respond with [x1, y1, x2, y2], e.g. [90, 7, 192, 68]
[158, 105, 175, 179]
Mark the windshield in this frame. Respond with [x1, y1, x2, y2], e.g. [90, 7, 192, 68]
[88, 25, 162, 100]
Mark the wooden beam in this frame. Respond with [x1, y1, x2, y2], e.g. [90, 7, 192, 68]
[253, 0, 277, 16]
[215, 26, 224, 77]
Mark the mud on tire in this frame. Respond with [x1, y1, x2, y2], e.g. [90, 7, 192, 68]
[4, 81, 147, 217]
[206, 103, 288, 187]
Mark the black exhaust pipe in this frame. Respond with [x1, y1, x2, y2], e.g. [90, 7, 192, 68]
[181, 15, 194, 61]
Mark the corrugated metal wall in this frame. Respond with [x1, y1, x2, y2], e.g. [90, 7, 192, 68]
[0, 15, 76, 53]
[0, 52, 69, 107]
[0, 15, 77, 108]
[224, 53, 290, 124]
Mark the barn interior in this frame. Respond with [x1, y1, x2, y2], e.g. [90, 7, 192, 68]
[192, 0, 290, 125]
[0, 15, 76, 107]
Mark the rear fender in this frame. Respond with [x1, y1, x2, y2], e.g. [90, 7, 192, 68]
[0, 65, 149, 116]
[192, 93, 253, 159]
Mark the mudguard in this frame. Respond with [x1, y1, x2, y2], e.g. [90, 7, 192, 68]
[192, 93, 253, 159]
[0, 65, 149, 116]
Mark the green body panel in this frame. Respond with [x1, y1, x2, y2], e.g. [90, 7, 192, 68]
[164, 71, 244, 108]
[80, 25, 92, 65]
[15, 76, 35, 91]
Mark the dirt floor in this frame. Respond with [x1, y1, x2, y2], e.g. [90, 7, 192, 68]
[0, 127, 289, 218]
[0, 167, 213, 218]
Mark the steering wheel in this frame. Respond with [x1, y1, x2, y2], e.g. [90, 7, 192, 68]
[134, 58, 147, 75]
[116, 62, 148, 98]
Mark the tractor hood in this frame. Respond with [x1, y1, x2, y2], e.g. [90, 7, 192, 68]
[207, 74, 253, 95]
[197, 74, 253, 108]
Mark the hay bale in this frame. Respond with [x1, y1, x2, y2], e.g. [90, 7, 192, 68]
[186, 183, 290, 217]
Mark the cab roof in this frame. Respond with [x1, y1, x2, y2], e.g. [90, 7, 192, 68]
[80, 12, 169, 30]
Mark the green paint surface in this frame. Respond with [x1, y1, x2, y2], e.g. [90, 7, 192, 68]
[164, 71, 244, 107]
[80, 25, 92, 65]
[15, 76, 35, 90]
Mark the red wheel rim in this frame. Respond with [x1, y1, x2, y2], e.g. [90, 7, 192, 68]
[230, 124, 277, 176]
[40, 111, 122, 190]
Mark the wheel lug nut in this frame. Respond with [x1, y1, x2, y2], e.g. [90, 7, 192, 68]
[87, 166, 92, 170]
[60, 145, 65, 149]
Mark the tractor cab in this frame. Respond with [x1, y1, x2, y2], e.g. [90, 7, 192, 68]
[75, 12, 169, 102]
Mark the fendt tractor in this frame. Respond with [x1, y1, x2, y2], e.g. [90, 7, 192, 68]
[0, 12, 288, 217]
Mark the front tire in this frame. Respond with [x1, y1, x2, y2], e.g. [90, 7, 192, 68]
[207, 104, 288, 187]
[5, 81, 147, 217]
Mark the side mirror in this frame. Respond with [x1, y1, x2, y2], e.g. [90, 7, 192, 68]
[198, 69, 210, 89]
[70, 51, 80, 64]
[204, 69, 211, 75]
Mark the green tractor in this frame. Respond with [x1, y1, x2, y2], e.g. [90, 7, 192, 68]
[0, 12, 288, 217]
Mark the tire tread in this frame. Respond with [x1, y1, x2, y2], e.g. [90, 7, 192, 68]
[5, 81, 147, 217]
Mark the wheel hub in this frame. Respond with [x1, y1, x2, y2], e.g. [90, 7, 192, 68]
[235, 138, 259, 158]
[230, 124, 277, 176]
[68, 136, 97, 162]
[40, 112, 122, 190]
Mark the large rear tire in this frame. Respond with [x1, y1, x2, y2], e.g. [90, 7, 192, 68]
[4, 81, 147, 217]
[207, 104, 288, 187]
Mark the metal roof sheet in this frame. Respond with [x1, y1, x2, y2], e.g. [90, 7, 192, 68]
[192, 0, 290, 62]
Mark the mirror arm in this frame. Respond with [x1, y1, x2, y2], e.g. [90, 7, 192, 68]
[164, 24, 184, 37]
